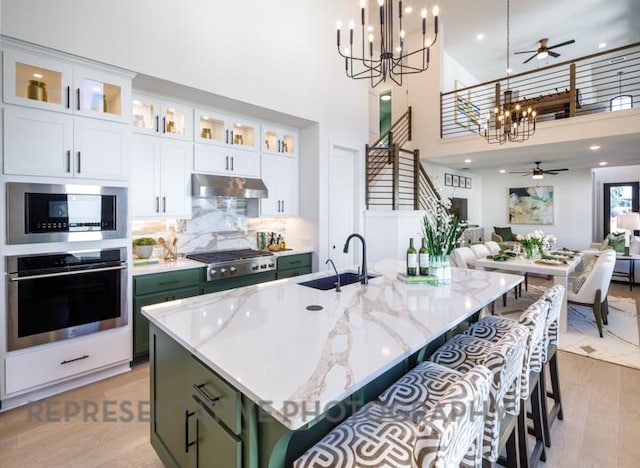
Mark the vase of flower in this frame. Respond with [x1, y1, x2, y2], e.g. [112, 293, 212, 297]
[429, 254, 451, 285]
[421, 199, 464, 286]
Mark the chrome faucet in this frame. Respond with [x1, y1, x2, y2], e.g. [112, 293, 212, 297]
[325, 258, 341, 292]
[343, 233, 368, 285]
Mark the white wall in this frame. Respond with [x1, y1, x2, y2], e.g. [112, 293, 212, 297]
[477, 167, 594, 250]
[0, 0, 370, 266]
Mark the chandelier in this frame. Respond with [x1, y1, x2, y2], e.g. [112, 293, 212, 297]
[482, 0, 536, 144]
[336, 1, 439, 88]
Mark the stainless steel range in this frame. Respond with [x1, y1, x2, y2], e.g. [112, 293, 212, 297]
[186, 249, 275, 281]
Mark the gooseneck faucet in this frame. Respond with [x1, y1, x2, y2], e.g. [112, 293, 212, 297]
[325, 258, 341, 292]
[343, 233, 368, 285]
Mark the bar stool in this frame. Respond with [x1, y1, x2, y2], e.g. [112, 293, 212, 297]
[538, 285, 565, 448]
[294, 365, 493, 468]
[427, 325, 529, 466]
[464, 299, 550, 467]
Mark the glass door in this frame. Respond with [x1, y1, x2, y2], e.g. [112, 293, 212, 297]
[74, 68, 131, 123]
[603, 182, 639, 237]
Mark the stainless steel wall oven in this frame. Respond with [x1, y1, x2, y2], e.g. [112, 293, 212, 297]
[6, 248, 128, 351]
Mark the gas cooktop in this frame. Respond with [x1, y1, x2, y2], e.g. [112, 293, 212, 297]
[186, 249, 275, 281]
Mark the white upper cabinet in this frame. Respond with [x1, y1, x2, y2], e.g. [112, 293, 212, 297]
[261, 124, 298, 157]
[194, 144, 260, 178]
[3, 49, 131, 123]
[195, 109, 258, 151]
[260, 152, 298, 217]
[3, 105, 129, 180]
[132, 93, 193, 141]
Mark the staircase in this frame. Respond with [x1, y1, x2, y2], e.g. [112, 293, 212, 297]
[366, 107, 441, 216]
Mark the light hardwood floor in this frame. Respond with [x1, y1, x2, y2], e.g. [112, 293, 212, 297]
[1, 282, 639, 467]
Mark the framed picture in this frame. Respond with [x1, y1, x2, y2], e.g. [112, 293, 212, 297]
[466, 177, 472, 189]
[508, 186, 554, 225]
[445, 173, 452, 186]
[452, 174, 460, 187]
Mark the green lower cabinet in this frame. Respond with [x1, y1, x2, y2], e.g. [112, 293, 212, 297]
[133, 268, 203, 363]
[276, 253, 311, 279]
[191, 397, 243, 468]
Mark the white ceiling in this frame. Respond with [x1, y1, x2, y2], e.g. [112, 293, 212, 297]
[395, 0, 640, 173]
[439, 0, 640, 83]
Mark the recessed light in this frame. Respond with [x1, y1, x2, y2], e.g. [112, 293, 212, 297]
[598, 42, 607, 49]
[589, 145, 601, 151]
[404, 6, 413, 14]
[598, 161, 608, 166]
[506, 68, 512, 74]
[464, 159, 472, 164]
[499, 169, 506, 174]
[476, 33, 484, 41]
[380, 94, 391, 101]
[33, 73, 44, 79]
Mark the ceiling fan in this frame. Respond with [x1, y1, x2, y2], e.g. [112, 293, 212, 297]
[515, 38, 576, 64]
[509, 161, 569, 179]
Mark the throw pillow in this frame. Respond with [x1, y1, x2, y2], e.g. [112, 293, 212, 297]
[572, 258, 596, 294]
[606, 232, 626, 253]
[494, 226, 513, 242]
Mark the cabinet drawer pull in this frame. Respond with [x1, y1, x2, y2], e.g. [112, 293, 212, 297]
[193, 383, 221, 406]
[185, 410, 197, 453]
[158, 280, 181, 286]
[60, 355, 89, 365]
[288, 260, 302, 265]
[76, 88, 81, 111]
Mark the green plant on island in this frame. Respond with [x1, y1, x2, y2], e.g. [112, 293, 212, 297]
[421, 199, 465, 257]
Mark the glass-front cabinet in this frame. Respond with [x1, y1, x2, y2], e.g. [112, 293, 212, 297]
[262, 124, 297, 156]
[132, 93, 192, 140]
[3, 50, 130, 123]
[195, 109, 258, 151]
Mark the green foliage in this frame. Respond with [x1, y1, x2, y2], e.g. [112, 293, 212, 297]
[132, 237, 156, 246]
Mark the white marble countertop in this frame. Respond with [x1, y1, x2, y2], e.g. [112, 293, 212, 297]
[142, 259, 522, 430]
[131, 257, 205, 276]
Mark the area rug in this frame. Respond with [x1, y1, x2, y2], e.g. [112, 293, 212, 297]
[492, 284, 640, 370]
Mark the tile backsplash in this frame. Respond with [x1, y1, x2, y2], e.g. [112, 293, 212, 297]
[133, 197, 288, 254]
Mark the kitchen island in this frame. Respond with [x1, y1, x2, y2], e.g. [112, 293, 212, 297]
[143, 259, 523, 467]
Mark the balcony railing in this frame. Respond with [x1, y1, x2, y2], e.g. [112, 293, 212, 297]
[440, 42, 640, 139]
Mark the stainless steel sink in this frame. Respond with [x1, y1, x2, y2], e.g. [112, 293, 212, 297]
[297, 272, 377, 291]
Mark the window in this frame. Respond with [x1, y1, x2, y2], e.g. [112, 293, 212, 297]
[610, 94, 633, 111]
[603, 182, 639, 238]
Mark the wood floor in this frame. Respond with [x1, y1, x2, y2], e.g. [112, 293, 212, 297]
[1, 281, 639, 467]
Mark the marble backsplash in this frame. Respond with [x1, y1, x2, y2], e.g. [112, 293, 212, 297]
[132, 197, 288, 255]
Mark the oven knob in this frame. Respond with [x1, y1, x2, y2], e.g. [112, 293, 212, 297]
[229, 267, 237, 275]
[268, 263, 274, 268]
[252, 265, 259, 271]
[220, 268, 228, 276]
[260, 264, 266, 269]
[209, 268, 217, 278]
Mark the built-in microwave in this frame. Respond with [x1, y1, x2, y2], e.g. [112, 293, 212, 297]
[6, 182, 127, 244]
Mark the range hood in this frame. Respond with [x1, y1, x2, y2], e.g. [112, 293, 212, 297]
[191, 173, 268, 199]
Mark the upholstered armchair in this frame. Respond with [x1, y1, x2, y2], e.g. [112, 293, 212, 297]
[491, 226, 521, 249]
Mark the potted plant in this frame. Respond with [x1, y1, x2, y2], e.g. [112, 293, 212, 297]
[421, 199, 465, 284]
[132, 237, 156, 259]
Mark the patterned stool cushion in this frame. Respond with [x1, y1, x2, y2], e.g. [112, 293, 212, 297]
[541, 285, 565, 357]
[295, 366, 493, 468]
[294, 401, 416, 468]
[465, 299, 549, 399]
[377, 361, 464, 423]
[428, 325, 529, 462]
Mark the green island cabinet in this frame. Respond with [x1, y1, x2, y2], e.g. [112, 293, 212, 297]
[276, 253, 311, 279]
[133, 268, 203, 362]
[149, 324, 412, 468]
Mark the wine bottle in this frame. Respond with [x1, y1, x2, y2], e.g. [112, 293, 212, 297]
[419, 238, 429, 276]
[407, 238, 418, 276]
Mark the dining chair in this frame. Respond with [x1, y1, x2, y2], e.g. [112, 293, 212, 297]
[451, 246, 477, 269]
[567, 249, 616, 337]
[485, 241, 502, 255]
